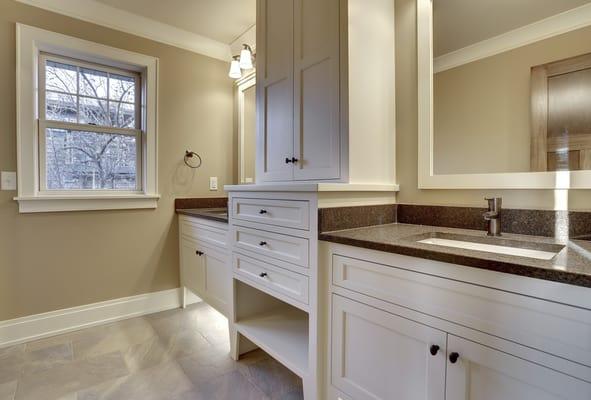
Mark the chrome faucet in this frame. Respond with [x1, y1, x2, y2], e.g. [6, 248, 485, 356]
[484, 197, 502, 236]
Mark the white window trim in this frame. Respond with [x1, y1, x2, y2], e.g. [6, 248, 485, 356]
[16, 24, 159, 213]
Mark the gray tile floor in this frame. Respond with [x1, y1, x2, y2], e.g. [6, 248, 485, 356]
[0, 303, 303, 400]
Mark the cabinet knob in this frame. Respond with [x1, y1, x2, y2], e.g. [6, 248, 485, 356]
[429, 345, 440, 356]
[449, 352, 460, 364]
[259, 209, 268, 214]
[291, 157, 299, 164]
[285, 157, 292, 164]
[195, 250, 204, 256]
[259, 272, 268, 278]
[259, 241, 268, 246]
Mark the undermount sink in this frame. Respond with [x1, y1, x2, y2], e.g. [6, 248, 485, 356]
[408, 232, 564, 260]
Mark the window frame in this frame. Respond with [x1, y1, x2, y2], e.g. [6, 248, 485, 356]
[38, 53, 144, 194]
[16, 24, 159, 213]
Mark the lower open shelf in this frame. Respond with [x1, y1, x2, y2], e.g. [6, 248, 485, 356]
[235, 307, 309, 377]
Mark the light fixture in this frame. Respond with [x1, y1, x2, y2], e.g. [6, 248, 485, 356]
[228, 55, 242, 79]
[239, 44, 254, 70]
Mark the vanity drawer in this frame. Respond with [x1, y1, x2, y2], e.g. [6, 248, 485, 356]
[232, 225, 309, 267]
[332, 254, 591, 368]
[233, 253, 309, 305]
[231, 198, 310, 230]
[180, 216, 228, 248]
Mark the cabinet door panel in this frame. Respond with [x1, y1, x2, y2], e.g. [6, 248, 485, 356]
[331, 295, 446, 400]
[293, 0, 340, 180]
[257, 0, 294, 182]
[202, 247, 231, 316]
[446, 335, 591, 400]
[180, 238, 204, 296]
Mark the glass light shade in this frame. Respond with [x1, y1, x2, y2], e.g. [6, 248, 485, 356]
[239, 46, 253, 70]
[228, 59, 242, 79]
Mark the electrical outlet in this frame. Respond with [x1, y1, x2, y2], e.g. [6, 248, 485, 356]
[0, 171, 17, 191]
[209, 176, 218, 191]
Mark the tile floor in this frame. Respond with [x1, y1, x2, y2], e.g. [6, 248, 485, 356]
[0, 303, 303, 400]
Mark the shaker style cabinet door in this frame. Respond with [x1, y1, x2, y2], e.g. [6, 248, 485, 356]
[256, 0, 295, 182]
[201, 246, 231, 316]
[445, 335, 591, 400]
[331, 295, 446, 400]
[180, 238, 205, 296]
[293, 0, 341, 181]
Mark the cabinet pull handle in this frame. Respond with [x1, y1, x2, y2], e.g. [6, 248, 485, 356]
[449, 352, 460, 364]
[291, 157, 299, 164]
[259, 241, 267, 246]
[195, 250, 204, 256]
[259, 209, 268, 214]
[285, 157, 292, 164]
[429, 345, 440, 356]
[259, 272, 268, 278]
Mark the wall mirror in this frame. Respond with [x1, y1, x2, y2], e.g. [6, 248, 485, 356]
[237, 72, 256, 184]
[418, 0, 591, 188]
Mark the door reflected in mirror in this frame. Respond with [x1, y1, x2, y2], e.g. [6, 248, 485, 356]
[433, 0, 591, 175]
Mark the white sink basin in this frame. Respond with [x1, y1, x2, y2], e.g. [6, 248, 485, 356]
[417, 237, 560, 260]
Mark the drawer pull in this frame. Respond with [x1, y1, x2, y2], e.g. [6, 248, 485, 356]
[259, 241, 268, 246]
[430, 345, 440, 356]
[259, 209, 268, 214]
[449, 352, 460, 364]
[195, 250, 204, 256]
[259, 272, 268, 278]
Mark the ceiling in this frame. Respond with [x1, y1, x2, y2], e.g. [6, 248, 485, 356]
[434, 0, 591, 57]
[95, 0, 256, 44]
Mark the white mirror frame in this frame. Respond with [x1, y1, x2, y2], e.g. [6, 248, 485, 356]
[417, 0, 591, 189]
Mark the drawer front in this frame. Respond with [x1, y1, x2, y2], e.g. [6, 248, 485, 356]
[233, 253, 309, 304]
[232, 225, 309, 267]
[180, 217, 227, 248]
[231, 198, 310, 230]
[332, 254, 591, 368]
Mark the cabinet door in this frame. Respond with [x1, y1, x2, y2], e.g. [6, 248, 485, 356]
[446, 335, 591, 400]
[331, 295, 446, 400]
[293, 0, 341, 180]
[256, 0, 294, 182]
[202, 247, 231, 316]
[180, 238, 204, 296]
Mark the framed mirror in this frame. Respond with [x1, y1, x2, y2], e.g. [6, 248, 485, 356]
[236, 72, 256, 184]
[418, 0, 591, 189]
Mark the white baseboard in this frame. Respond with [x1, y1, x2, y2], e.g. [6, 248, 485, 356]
[0, 288, 201, 349]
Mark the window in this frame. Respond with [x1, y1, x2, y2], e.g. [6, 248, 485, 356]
[40, 55, 142, 191]
[16, 24, 159, 213]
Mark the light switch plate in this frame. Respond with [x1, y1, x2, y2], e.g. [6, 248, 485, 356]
[1, 171, 17, 191]
[209, 176, 218, 191]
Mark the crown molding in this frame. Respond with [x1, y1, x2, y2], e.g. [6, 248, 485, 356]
[434, 2, 591, 73]
[15, 0, 232, 61]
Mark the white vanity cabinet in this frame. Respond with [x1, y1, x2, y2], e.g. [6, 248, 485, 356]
[256, 0, 396, 185]
[322, 242, 591, 400]
[179, 215, 231, 317]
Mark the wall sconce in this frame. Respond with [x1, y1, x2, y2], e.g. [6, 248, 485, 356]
[239, 44, 254, 70]
[228, 55, 242, 79]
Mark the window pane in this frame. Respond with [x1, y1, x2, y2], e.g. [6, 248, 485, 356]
[79, 67, 108, 98]
[109, 102, 136, 128]
[45, 128, 137, 190]
[45, 61, 77, 94]
[79, 97, 109, 126]
[109, 74, 136, 103]
[45, 91, 77, 122]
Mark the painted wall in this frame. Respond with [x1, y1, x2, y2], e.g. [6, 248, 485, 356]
[0, 0, 234, 320]
[395, 0, 591, 211]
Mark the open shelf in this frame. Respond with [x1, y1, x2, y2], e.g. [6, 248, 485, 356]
[235, 307, 309, 377]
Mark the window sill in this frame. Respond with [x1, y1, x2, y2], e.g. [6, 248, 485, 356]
[14, 195, 160, 213]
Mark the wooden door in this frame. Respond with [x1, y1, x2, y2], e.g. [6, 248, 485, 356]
[256, 0, 295, 182]
[180, 238, 204, 296]
[292, 0, 341, 180]
[446, 335, 591, 400]
[202, 246, 231, 316]
[331, 295, 446, 400]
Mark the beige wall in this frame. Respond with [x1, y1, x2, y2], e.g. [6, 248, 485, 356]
[0, 0, 234, 320]
[434, 25, 591, 174]
[395, 0, 591, 210]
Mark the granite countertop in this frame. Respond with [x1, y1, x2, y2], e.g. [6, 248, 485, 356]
[176, 208, 228, 223]
[319, 223, 591, 288]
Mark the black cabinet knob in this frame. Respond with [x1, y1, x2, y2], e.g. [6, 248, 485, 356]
[291, 157, 299, 163]
[195, 250, 204, 256]
[430, 345, 440, 356]
[285, 157, 292, 164]
[259, 241, 267, 246]
[449, 352, 460, 364]
[259, 209, 267, 214]
[259, 272, 268, 278]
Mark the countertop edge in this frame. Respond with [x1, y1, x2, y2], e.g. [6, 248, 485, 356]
[176, 209, 228, 223]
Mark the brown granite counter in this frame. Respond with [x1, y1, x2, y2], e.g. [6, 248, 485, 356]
[320, 223, 591, 288]
[176, 208, 228, 223]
